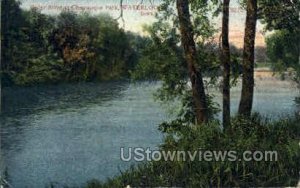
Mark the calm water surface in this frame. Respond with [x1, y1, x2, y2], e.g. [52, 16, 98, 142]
[0, 79, 298, 187]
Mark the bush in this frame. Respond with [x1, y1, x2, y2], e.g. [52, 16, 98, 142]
[13, 55, 64, 86]
[86, 115, 300, 187]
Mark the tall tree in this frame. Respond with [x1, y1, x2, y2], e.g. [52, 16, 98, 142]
[221, 0, 231, 128]
[1, 0, 25, 83]
[176, 0, 209, 124]
[238, 0, 257, 116]
[1, 0, 25, 111]
[0, 53, 1, 114]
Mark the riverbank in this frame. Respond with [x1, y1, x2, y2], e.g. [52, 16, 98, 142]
[86, 115, 300, 187]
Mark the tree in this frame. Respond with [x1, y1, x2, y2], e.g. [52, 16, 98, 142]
[0, 0, 2, 113]
[1, 0, 26, 85]
[238, 0, 258, 117]
[221, 0, 231, 128]
[50, 12, 91, 80]
[95, 15, 132, 80]
[176, 0, 209, 124]
[133, 0, 225, 124]
[259, 0, 300, 105]
[259, 0, 300, 87]
[258, 0, 300, 32]
[1, 0, 149, 86]
[266, 30, 300, 83]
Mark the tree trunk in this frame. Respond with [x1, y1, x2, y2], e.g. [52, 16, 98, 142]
[0, 0, 4, 114]
[221, 0, 231, 128]
[176, 0, 209, 124]
[238, 0, 257, 117]
[0, 57, 1, 114]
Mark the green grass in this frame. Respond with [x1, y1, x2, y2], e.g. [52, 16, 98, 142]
[85, 115, 300, 188]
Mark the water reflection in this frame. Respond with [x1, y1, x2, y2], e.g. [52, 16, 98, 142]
[1, 81, 128, 116]
[0, 81, 167, 187]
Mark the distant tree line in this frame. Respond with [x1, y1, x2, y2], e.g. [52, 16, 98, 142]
[1, 0, 149, 86]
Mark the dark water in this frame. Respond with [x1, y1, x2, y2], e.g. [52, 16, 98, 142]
[0, 79, 299, 187]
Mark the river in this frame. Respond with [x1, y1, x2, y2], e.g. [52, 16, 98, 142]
[0, 78, 299, 187]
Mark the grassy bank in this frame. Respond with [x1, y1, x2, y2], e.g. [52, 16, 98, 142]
[86, 115, 300, 188]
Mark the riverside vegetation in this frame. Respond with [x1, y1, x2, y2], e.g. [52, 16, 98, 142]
[1, 0, 151, 86]
[86, 115, 300, 187]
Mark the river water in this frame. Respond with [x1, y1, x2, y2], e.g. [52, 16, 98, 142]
[0, 79, 299, 187]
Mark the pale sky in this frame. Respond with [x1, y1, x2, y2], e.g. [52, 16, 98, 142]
[20, 0, 266, 47]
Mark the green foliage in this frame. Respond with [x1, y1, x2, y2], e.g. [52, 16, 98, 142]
[262, 0, 300, 102]
[13, 54, 64, 86]
[48, 12, 138, 82]
[131, 0, 245, 126]
[132, 2, 243, 122]
[266, 30, 300, 84]
[86, 115, 300, 187]
[132, 21, 222, 123]
[1, 0, 146, 86]
[1, 0, 28, 84]
[258, 0, 300, 32]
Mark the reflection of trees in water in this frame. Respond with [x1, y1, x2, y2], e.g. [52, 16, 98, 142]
[0, 81, 162, 187]
[0, 81, 129, 187]
[0, 81, 128, 154]
[1, 81, 129, 116]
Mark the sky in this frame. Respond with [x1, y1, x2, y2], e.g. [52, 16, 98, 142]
[19, 0, 266, 47]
